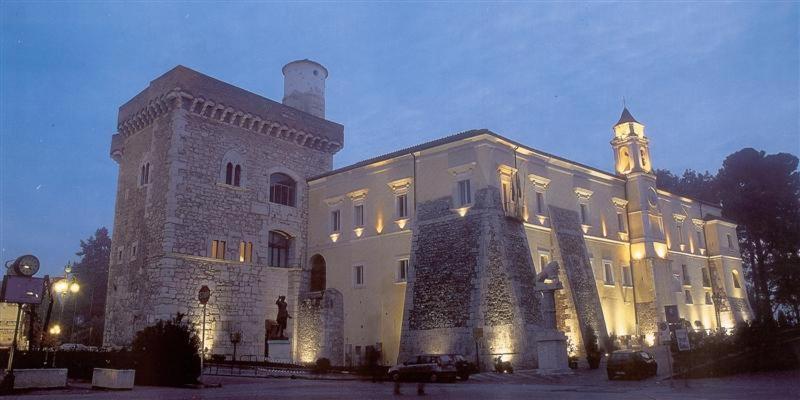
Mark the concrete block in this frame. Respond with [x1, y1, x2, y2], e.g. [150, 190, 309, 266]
[12, 368, 68, 389]
[92, 368, 136, 390]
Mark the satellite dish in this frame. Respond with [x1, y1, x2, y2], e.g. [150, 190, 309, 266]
[13, 255, 40, 277]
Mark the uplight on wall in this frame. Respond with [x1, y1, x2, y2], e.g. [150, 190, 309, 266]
[329, 233, 340, 243]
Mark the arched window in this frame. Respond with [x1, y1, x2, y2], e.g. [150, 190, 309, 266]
[270, 173, 296, 206]
[224, 162, 242, 187]
[220, 151, 244, 187]
[268, 231, 291, 268]
[234, 165, 241, 187]
[225, 163, 234, 185]
[310, 254, 326, 292]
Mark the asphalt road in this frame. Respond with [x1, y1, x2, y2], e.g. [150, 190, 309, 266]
[7, 370, 800, 400]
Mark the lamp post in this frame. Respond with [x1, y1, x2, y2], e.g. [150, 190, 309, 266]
[197, 285, 211, 376]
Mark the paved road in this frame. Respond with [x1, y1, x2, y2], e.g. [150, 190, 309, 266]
[7, 370, 799, 400]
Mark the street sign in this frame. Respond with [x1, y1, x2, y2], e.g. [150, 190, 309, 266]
[198, 285, 211, 305]
[675, 328, 691, 351]
[664, 305, 680, 324]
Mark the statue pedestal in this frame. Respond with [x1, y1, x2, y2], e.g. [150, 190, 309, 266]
[535, 330, 569, 372]
[266, 339, 292, 364]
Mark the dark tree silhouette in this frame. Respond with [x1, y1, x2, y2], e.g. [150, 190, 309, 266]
[132, 313, 201, 386]
[70, 228, 111, 346]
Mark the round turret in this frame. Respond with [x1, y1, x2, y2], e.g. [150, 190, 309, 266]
[282, 59, 328, 119]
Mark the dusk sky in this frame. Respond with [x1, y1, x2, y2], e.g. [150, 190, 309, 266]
[1, 2, 797, 277]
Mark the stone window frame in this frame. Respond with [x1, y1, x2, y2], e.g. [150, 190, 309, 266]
[387, 178, 413, 225]
[238, 240, 254, 263]
[673, 213, 687, 251]
[266, 166, 304, 208]
[448, 162, 476, 212]
[574, 187, 594, 232]
[324, 195, 344, 242]
[139, 159, 152, 187]
[396, 257, 409, 283]
[218, 150, 246, 189]
[353, 264, 365, 288]
[348, 189, 368, 237]
[528, 174, 551, 220]
[497, 164, 519, 215]
[210, 239, 227, 260]
[602, 259, 615, 286]
[130, 241, 138, 261]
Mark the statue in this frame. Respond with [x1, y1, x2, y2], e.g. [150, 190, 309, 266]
[275, 295, 291, 339]
[536, 260, 561, 284]
[533, 260, 569, 371]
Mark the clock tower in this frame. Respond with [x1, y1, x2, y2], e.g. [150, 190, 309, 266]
[611, 107, 672, 339]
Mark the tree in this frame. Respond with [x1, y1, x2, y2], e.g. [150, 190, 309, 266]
[132, 313, 201, 386]
[655, 168, 718, 204]
[70, 228, 112, 346]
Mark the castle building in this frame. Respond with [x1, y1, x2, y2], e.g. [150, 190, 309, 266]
[104, 61, 752, 368]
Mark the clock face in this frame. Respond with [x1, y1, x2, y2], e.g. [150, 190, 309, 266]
[14, 254, 40, 276]
[647, 187, 659, 208]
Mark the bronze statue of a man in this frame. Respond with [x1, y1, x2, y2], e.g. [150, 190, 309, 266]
[276, 295, 291, 339]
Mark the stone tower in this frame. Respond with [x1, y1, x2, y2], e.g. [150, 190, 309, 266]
[104, 61, 343, 359]
[610, 107, 671, 337]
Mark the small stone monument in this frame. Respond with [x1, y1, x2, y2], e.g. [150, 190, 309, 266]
[534, 261, 569, 372]
[267, 295, 292, 363]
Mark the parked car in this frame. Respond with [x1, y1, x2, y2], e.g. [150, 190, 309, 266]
[607, 350, 658, 380]
[388, 354, 458, 382]
[445, 354, 477, 380]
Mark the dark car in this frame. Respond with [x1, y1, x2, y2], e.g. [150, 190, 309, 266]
[607, 350, 658, 380]
[445, 354, 477, 380]
[388, 354, 459, 383]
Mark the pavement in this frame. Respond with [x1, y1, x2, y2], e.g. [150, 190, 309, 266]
[5, 369, 799, 399]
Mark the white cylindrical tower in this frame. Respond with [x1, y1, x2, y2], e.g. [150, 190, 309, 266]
[282, 59, 328, 119]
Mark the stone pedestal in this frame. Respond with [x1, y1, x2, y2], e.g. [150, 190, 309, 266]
[92, 368, 135, 390]
[535, 330, 569, 372]
[267, 339, 292, 364]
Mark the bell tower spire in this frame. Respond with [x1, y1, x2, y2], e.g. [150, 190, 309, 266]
[611, 107, 652, 175]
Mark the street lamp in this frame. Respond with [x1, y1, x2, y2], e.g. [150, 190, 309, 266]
[197, 285, 211, 378]
[48, 324, 61, 336]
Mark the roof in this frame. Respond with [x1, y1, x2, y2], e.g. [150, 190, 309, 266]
[615, 107, 639, 126]
[308, 128, 623, 182]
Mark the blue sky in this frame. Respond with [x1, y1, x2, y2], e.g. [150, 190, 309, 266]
[1, 2, 797, 276]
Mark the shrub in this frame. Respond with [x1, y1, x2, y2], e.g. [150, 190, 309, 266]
[583, 325, 601, 369]
[132, 313, 201, 386]
[314, 357, 331, 373]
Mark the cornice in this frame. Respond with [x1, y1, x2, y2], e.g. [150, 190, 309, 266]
[117, 87, 342, 154]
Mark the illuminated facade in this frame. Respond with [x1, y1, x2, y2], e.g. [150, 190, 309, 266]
[105, 62, 752, 367]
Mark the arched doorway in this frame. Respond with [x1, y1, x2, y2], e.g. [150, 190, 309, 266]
[310, 254, 326, 292]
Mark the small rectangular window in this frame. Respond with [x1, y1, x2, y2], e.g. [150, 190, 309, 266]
[131, 244, 137, 258]
[622, 265, 632, 287]
[536, 192, 544, 215]
[354, 204, 364, 227]
[212, 240, 226, 260]
[580, 204, 589, 225]
[682, 264, 690, 285]
[726, 234, 733, 248]
[398, 259, 409, 282]
[685, 289, 694, 304]
[457, 179, 471, 206]
[603, 261, 614, 285]
[617, 212, 626, 233]
[239, 241, 253, 263]
[701, 267, 711, 287]
[705, 291, 713, 305]
[331, 210, 341, 232]
[353, 265, 364, 287]
[696, 231, 704, 248]
[117, 248, 123, 262]
[538, 252, 550, 274]
[677, 222, 684, 245]
[397, 194, 408, 218]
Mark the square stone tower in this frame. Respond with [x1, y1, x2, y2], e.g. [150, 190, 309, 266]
[104, 62, 343, 358]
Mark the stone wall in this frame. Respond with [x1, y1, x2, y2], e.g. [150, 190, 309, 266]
[548, 206, 609, 351]
[399, 187, 542, 370]
[296, 288, 344, 365]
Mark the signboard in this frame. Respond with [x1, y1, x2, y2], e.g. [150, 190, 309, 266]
[658, 322, 671, 343]
[1, 276, 46, 304]
[664, 305, 680, 324]
[675, 328, 691, 351]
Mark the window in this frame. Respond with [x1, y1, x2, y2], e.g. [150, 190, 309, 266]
[603, 261, 614, 285]
[397, 194, 408, 219]
[701, 267, 711, 287]
[234, 165, 241, 186]
[269, 173, 296, 206]
[225, 163, 242, 186]
[622, 265, 632, 287]
[310, 254, 326, 291]
[536, 192, 544, 215]
[131, 244, 137, 258]
[457, 179, 471, 206]
[726, 233, 733, 248]
[538, 251, 550, 274]
[617, 212, 626, 233]
[211, 240, 226, 260]
[696, 231, 704, 248]
[732, 270, 741, 289]
[239, 241, 253, 263]
[682, 264, 691, 285]
[225, 163, 233, 185]
[705, 291, 713, 305]
[353, 265, 364, 287]
[117, 247, 123, 263]
[580, 204, 589, 225]
[685, 289, 694, 304]
[140, 163, 150, 186]
[677, 222, 684, 245]
[354, 204, 364, 227]
[331, 210, 341, 232]
[398, 259, 409, 282]
[268, 231, 290, 268]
